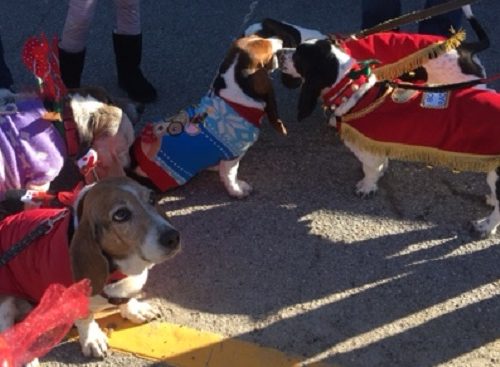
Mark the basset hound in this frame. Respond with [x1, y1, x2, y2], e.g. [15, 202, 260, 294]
[278, 14, 500, 238]
[246, 6, 488, 89]
[0, 177, 180, 361]
[131, 35, 286, 198]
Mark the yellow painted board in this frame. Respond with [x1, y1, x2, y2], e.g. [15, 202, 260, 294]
[94, 313, 336, 367]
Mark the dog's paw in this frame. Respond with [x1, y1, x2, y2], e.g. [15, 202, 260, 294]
[119, 299, 159, 324]
[471, 217, 498, 238]
[355, 179, 378, 198]
[79, 320, 108, 357]
[227, 180, 253, 199]
[485, 193, 497, 207]
[25, 358, 40, 367]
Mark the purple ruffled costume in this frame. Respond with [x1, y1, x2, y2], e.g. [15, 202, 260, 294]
[0, 97, 66, 200]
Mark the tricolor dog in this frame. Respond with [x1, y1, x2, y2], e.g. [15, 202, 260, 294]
[132, 35, 286, 198]
[0, 86, 138, 201]
[0, 177, 180, 361]
[278, 24, 500, 237]
[246, 6, 488, 88]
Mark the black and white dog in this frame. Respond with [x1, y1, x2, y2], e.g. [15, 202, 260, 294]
[246, 6, 488, 90]
[277, 11, 500, 237]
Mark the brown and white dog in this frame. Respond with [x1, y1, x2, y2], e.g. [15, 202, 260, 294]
[0, 86, 139, 203]
[246, 6, 488, 90]
[131, 35, 286, 198]
[0, 177, 180, 362]
[278, 18, 500, 237]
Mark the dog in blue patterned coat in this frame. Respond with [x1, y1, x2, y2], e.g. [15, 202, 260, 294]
[132, 35, 287, 198]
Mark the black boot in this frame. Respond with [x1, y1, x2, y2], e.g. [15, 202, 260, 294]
[0, 36, 14, 90]
[113, 33, 157, 103]
[58, 47, 85, 89]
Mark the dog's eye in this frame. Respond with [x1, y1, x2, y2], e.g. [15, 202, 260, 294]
[112, 208, 131, 222]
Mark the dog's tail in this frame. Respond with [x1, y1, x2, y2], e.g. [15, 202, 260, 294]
[462, 5, 490, 53]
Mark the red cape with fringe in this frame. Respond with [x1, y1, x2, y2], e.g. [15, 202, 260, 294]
[338, 86, 500, 171]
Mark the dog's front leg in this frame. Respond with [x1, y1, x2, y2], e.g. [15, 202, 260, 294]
[75, 315, 108, 357]
[485, 169, 498, 206]
[473, 168, 500, 237]
[219, 157, 252, 198]
[346, 142, 388, 197]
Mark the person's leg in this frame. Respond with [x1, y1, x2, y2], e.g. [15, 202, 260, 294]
[59, 0, 98, 88]
[0, 35, 14, 90]
[419, 0, 463, 35]
[112, 0, 156, 103]
[361, 0, 402, 29]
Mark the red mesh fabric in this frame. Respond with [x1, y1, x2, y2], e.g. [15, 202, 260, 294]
[0, 280, 90, 367]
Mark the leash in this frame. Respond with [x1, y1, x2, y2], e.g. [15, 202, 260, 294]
[386, 72, 500, 91]
[0, 209, 69, 268]
[354, 0, 481, 38]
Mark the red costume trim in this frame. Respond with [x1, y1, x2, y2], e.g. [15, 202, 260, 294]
[220, 96, 265, 128]
[132, 138, 178, 191]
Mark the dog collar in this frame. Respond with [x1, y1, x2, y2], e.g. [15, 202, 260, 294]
[99, 263, 131, 305]
[47, 100, 83, 159]
[61, 101, 83, 158]
[322, 62, 378, 117]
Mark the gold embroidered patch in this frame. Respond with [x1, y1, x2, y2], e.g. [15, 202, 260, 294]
[421, 92, 450, 109]
[391, 88, 418, 103]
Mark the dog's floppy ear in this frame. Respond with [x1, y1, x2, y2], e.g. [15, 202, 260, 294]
[248, 68, 287, 135]
[261, 18, 301, 48]
[298, 77, 323, 121]
[297, 40, 339, 121]
[70, 194, 109, 296]
[90, 105, 123, 139]
[281, 73, 303, 89]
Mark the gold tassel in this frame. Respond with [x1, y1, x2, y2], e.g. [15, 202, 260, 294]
[373, 30, 466, 82]
[340, 123, 500, 173]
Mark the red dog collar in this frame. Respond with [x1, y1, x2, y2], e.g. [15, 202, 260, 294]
[220, 96, 265, 128]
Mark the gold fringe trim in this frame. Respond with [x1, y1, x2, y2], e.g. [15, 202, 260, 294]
[340, 123, 500, 173]
[340, 86, 393, 122]
[373, 30, 466, 82]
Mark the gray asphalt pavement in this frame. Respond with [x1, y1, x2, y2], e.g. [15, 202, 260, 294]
[1, 1, 500, 366]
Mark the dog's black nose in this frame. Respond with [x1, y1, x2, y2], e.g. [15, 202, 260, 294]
[159, 228, 180, 249]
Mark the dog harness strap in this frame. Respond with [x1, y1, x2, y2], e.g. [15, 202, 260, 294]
[0, 209, 69, 268]
[61, 102, 82, 158]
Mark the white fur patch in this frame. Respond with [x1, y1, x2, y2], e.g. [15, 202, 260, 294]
[331, 44, 355, 85]
[218, 58, 266, 109]
[69, 94, 105, 117]
[102, 270, 148, 298]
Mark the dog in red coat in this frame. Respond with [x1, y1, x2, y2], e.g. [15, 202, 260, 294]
[278, 24, 500, 238]
[0, 177, 180, 362]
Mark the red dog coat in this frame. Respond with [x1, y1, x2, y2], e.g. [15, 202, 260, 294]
[0, 209, 73, 302]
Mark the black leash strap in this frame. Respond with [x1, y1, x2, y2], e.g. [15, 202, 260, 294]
[354, 0, 481, 38]
[386, 72, 500, 92]
[0, 209, 69, 267]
